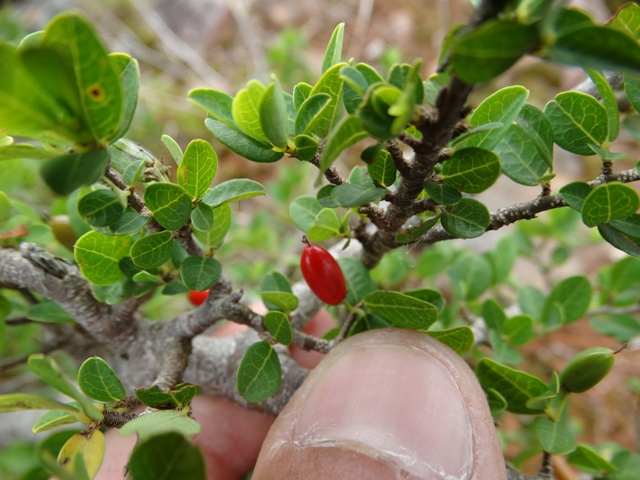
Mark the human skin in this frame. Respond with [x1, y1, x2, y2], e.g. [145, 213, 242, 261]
[96, 315, 506, 479]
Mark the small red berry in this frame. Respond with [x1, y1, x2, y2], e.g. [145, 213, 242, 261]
[300, 237, 347, 305]
[188, 290, 209, 306]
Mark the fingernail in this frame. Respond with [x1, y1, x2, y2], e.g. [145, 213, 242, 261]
[292, 343, 474, 479]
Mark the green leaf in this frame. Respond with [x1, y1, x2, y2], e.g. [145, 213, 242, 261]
[130, 231, 173, 269]
[289, 196, 323, 232]
[308, 63, 347, 137]
[625, 74, 640, 114]
[177, 139, 218, 200]
[486, 388, 508, 417]
[0, 393, 79, 413]
[28, 354, 103, 421]
[119, 410, 201, 439]
[0, 144, 58, 161]
[263, 311, 293, 346]
[260, 77, 289, 148]
[590, 313, 640, 342]
[581, 182, 639, 227]
[294, 93, 331, 136]
[482, 298, 507, 332]
[41, 151, 109, 196]
[110, 53, 139, 141]
[236, 341, 282, 402]
[260, 271, 293, 293]
[587, 69, 619, 142]
[204, 118, 283, 163]
[546, 25, 640, 76]
[535, 417, 577, 455]
[542, 275, 592, 326]
[567, 444, 618, 474]
[202, 178, 265, 207]
[232, 80, 268, 142]
[180, 256, 221, 291]
[441, 147, 501, 193]
[448, 254, 493, 301]
[364, 290, 438, 330]
[77, 189, 124, 227]
[502, 315, 534, 346]
[307, 208, 341, 242]
[127, 432, 205, 480]
[321, 23, 344, 74]
[161, 134, 183, 165]
[441, 198, 490, 238]
[367, 150, 397, 188]
[188, 88, 235, 127]
[260, 292, 299, 313]
[476, 358, 547, 414]
[39, 13, 123, 143]
[338, 257, 377, 305]
[78, 357, 126, 402]
[544, 91, 608, 155]
[135, 384, 202, 409]
[57, 430, 104, 480]
[27, 301, 74, 324]
[144, 183, 192, 231]
[190, 202, 215, 232]
[293, 134, 319, 161]
[610, 2, 640, 41]
[424, 182, 461, 206]
[451, 20, 538, 84]
[320, 114, 368, 172]
[32, 409, 81, 434]
[559, 181, 591, 212]
[426, 327, 474, 355]
[598, 223, 640, 257]
[394, 216, 441, 244]
[331, 183, 387, 207]
[107, 208, 149, 235]
[458, 86, 530, 150]
[74, 231, 133, 285]
[192, 203, 232, 248]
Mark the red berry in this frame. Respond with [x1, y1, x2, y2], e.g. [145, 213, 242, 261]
[188, 290, 209, 306]
[300, 238, 347, 305]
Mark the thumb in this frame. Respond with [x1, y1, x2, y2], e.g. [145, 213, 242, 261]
[252, 328, 506, 480]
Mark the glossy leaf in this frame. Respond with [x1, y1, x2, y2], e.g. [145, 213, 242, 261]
[77, 189, 124, 227]
[135, 384, 202, 409]
[426, 327, 474, 355]
[307, 208, 341, 242]
[177, 139, 218, 200]
[180, 256, 222, 291]
[364, 291, 438, 330]
[367, 150, 397, 187]
[292, 82, 313, 110]
[78, 357, 126, 403]
[321, 23, 344, 73]
[190, 202, 215, 232]
[394, 216, 441, 244]
[236, 341, 282, 402]
[544, 91, 608, 155]
[441, 198, 490, 238]
[260, 77, 289, 148]
[293, 134, 319, 161]
[609, 2, 640, 41]
[535, 417, 577, 455]
[192, 203, 232, 248]
[41, 151, 109, 196]
[188, 88, 235, 127]
[559, 181, 591, 212]
[204, 118, 283, 163]
[263, 311, 293, 346]
[331, 183, 387, 207]
[320, 114, 368, 172]
[119, 410, 201, 439]
[202, 178, 265, 207]
[144, 183, 192, 231]
[451, 20, 538, 84]
[476, 358, 547, 414]
[441, 147, 501, 193]
[458, 86, 530, 150]
[598, 223, 640, 257]
[308, 63, 346, 138]
[587, 69, 619, 142]
[581, 182, 639, 227]
[130, 231, 173, 269]
[338, 257, 377, 305]
[74, 231, 133, 285]
[294, 93, 332, 136]
[32, 409, 81, 434]
[232, 80, 268, 142]
[127, 432, 205, 480]
[424, 182, 461, 205]
[542, 275, 592, 327]
[260, 292, 299, 313]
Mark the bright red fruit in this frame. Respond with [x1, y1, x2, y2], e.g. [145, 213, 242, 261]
[300, 238, 347, 305]
[188, 290, 209, 306]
